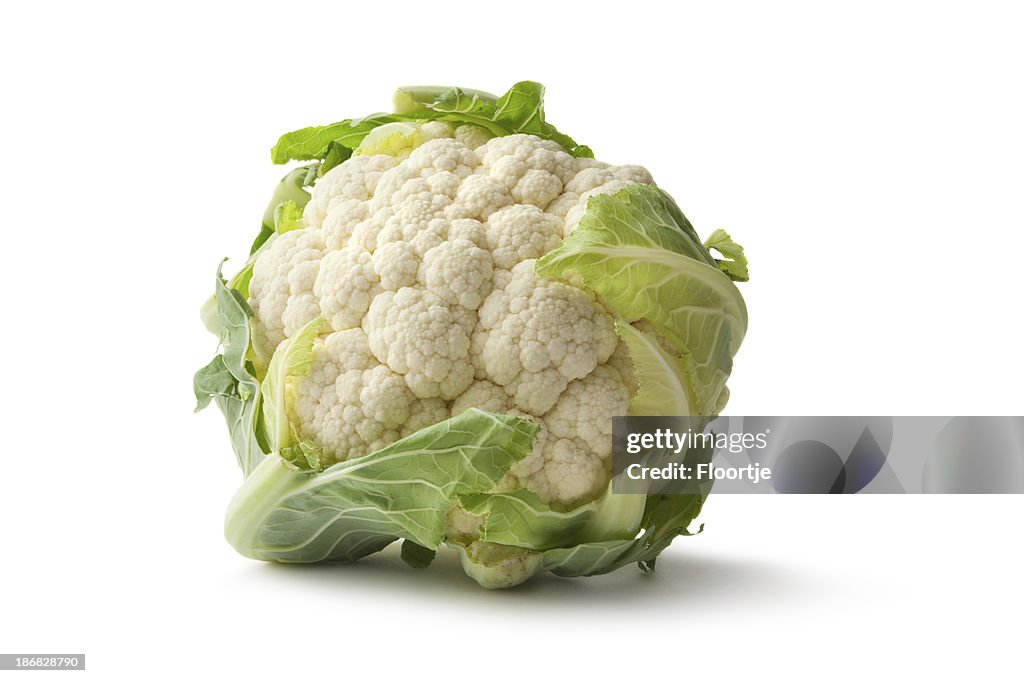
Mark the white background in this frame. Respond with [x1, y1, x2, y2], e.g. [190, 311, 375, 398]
[1, 0, 1022, 680]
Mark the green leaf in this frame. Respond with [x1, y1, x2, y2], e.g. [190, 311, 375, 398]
[703, 228, 749, 282]
[458, 479, 648, 553]
[459, 489, 596, 550]
[273, 200, 304, 234]
[254, 165, 317, 254]
[392, 85, 498, 116]
[319, 140, 353, 176]
[540, 509, 703, 577]
[224, 410, 540, 563]
[615, 321, 697, 416]
[194, 263, 266, 475]
[537, 184, 748, 416]
[269, 81, 592, 165]
[270, 114, 404, 164]
[576, 482, 647, 543]
[261, 316, 323, 459]
[193, 355, 238, 411]
[538, 491, 706, 579]
[457, 493, 706, 585]
[400, 540, 437, 569]
[453, 438, 714, 588]
[247, 225, 275, 258]
[489, 81, 593, 158]
[278, 434, 322, 473]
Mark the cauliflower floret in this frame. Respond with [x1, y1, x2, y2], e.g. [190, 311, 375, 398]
[373, 241, 419, 291]
[511, 168, 564, 209]
[454, 124, 494, 150]
[505, 364, 632, 505]
[565, 166, 612, 195]
[368, 140, 479, 217]
[606, 339, 638, 396]
[375, 185, 452, 250]
[479, 136, 577, 210]
[368, 192, 453, 289]
[545, 191, 581, 219]
[473, 260, 618, 415]
[322, 199, 369, 250]
[477, 134, 576, 186]
[551, 163, 655, 232]
[564, 162, 653, 195]
[528, 437, 608, 506]
[304, 154, 397, 229]
[365, 287, 474, 400]
[502, 368, 571, 417]
[447, 217, 488, 248]
[419, 238, 493, 309]
[454, 174, 513, 219]
[349, 215, 384, 252]
[427, 170, 462, 198]
[249, 228, 324, 355]
[450, 380, 513, 415]
[612, 164, 655, 185]
[449, 305, 479, 339]
[491, 268, 514, 291]
[417, 120, 456, 143]
[496, 414, 608, 507]
[408, 137, 480, 177]
[294, 329, 418, 465]
[486, 204, 564, 269]
[402, 397, 449, 437]
[571, 157, 609, 173]
[314, 245, 380, 331]
[544, 365, 630, 457]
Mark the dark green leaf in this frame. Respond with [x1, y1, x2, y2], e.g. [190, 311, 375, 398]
[319, 140, 353, 176]
[400, 540, 437, 569]
[247, 225, 274, 257]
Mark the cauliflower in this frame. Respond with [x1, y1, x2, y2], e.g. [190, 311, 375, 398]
[198, 81, 749, 588]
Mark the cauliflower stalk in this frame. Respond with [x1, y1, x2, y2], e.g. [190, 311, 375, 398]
[194, 82, 749, 588]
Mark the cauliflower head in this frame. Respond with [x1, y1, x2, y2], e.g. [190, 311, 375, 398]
[250, 130, 649, 508]
[197, 82, 749, 588]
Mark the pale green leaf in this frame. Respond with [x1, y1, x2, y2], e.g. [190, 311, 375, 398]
[261, 316, 323, 458]
[703, 228, 749, 282]
[537, 184, 747, 416]
[193, 263, 266, 475]
[224, 410, 539, 562]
